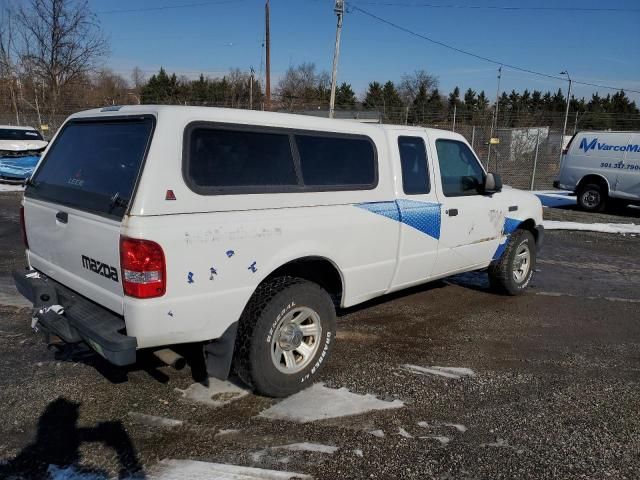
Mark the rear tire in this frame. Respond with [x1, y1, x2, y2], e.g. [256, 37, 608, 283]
[577, 183, 606, 212]
[233, 276, 336, 397]
[488, 229, 536, 296]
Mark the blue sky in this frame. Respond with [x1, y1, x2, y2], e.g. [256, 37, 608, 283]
[91, 0, 640, 102]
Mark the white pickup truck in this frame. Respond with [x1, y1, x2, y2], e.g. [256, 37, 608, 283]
[14, 106, 544, 397]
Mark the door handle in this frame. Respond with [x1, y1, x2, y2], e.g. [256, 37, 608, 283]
[447, 209, 459, 217]
[55, 211, 68, 224]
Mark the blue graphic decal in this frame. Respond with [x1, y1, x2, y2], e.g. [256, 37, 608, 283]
[503, 217, 521, 235]
[355, 201, 400, 222]
[492, 217, 521, 261]
[356, 200, 441, 239]
[396, 199, 441, 240]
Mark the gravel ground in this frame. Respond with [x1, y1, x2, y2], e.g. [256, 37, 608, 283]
[0, 192, 639, 480]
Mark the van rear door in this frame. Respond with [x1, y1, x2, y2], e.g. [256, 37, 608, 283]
[23, 116, 154, 314]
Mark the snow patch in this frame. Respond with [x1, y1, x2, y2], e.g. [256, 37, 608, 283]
[367, 429, 385, 438]
[0, 184, 24, 193]
[418, 421, 467, 433]
[420, 435, 451, 445]
[543, 220, 640, 235]
[353, 449, 364, 458]
[273, 442, 338, 454]
[215, 428, 241, 437]
[258, 383, 403, 423]
[443, 423, 467, 433]
[402, 365, 476, 379]
[398, 427, 413, 438]
[128, 412, 183, 428]
[534, 192, 576, 208]
[176, 378, 249, 407]
[149, 459, 312, 479]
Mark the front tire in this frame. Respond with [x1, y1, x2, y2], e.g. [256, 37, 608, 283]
[233, 276, 336, 397]
[488, 229, 536, 295]
[577, 183, 606, 212]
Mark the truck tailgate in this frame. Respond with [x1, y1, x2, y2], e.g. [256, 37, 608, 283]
[25, 198, 124, 314]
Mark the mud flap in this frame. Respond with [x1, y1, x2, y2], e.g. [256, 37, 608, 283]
[203, 322, 238, 380]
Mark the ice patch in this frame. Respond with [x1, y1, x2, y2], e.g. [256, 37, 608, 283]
[402, 365, 476, 379]
[176, 378, 249, 407]
[367, 429, 385, 438]
[273, 442, 338, 454]
[398, 427, 413, 438]
[128, 412, 183, 428]
[258, 383, 403, 423]
[543, 220, 640, 235]
[354, 449, 363, 458]
[149, 459, 312, 479]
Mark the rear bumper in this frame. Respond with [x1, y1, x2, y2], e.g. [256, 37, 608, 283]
[12, 269, 137, 366]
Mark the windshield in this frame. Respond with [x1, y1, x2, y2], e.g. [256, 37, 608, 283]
[0, 128, 44, 141]
[26, 117, 154, 219]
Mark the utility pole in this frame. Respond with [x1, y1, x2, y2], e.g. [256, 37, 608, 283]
[452, 103, 457, 132]
[329, 0, 345, 119]
[249, 67, 255, 110]
[560, 70, 572, 159]
[487, 66, 502, 167]
[265, 0, 271, 110]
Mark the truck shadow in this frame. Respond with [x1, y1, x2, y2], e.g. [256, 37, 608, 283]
[0, 397, 145, 479]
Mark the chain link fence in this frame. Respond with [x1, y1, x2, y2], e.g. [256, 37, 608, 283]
[1, 104, 630, 191]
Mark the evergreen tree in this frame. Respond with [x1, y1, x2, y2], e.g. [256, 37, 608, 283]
[363, 81, 384, 109]
[335, 82, 356, 107]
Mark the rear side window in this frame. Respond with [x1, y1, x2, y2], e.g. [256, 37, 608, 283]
[436, 139, 485, 197]
[398, 136, 429, 194]
[27, 117, 154, 219]
[295, 135, 376, 187]
[183, 123, 378, 194]
[186, 127, 298, 191]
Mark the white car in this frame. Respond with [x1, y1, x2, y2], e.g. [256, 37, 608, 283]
[0, 125, 48, 183]
[555, 130, 640, 211]
[14, 106, 544, 397]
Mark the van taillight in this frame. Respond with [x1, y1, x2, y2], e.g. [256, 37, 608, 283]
[119, 237, 166, 298]
[20, 206, 28, 249]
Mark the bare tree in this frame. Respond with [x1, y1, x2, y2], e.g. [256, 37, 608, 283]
[399, 70, 439, 105]
[0, 5, 21, 124]
[130, 66, 146, 90]
[15, 0, 108, 119]
[277, 63, 329, 109]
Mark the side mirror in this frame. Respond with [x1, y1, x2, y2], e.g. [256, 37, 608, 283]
[484, 172, 502, 194]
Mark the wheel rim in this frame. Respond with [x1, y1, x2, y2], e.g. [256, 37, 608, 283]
[581, 189, 600, 209]
[512, 243, 531, 283]
[270, 306, 322, 374]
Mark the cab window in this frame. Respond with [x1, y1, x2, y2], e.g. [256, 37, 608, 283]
[436, 139, 485, 197]
[398, 136, 430, 194]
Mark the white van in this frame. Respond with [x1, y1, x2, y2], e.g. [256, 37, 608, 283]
[14, 106, 543, 397]
[555, 130, 640, 211]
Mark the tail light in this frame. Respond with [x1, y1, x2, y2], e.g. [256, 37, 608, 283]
[119, 237, 166, 298]
[20, 206, 29, 249]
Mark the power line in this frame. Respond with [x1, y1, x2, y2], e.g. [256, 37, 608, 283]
[349, 1, 640, 13]
[98, 0, 242, 15]
[349, 4, 640, 94]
